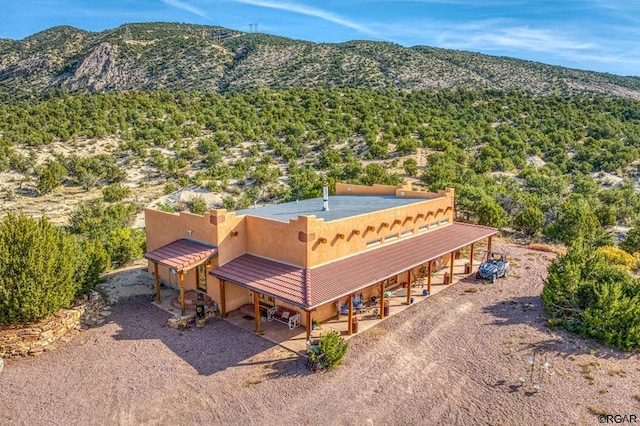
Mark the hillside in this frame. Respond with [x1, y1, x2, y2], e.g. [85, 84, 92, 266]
[1, 22, 640, 101]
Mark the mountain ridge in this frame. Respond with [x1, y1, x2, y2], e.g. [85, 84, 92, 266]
[1, 22, 639, 101]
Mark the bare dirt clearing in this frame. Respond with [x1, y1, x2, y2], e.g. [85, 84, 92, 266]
[1, 245, 638, 425]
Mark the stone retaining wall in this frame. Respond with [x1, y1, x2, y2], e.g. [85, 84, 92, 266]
[0, 291, 107, 359]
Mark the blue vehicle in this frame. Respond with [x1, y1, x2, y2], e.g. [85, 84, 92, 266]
[476, 251, 509, 283]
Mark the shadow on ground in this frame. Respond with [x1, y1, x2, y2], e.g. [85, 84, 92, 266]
[483, 295, 636, 361]
[110, 295, 311, 376]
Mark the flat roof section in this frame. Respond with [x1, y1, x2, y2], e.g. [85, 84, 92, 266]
[234, 195, 428, 222]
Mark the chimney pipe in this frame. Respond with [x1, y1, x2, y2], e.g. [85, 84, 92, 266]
[322, 183, 329, 211]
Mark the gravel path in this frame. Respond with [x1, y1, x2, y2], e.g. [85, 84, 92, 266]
[1, 245, 639, 425]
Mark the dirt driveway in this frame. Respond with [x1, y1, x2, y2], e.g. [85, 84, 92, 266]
[1, 245, 639, 425]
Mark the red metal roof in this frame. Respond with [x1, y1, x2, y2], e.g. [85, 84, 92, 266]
[211, 222, 497, 309]
[209, 255, 307, 305]
[144, 239, 217, 271]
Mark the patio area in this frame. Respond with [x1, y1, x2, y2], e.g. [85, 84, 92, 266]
[219, 256, 478, 355]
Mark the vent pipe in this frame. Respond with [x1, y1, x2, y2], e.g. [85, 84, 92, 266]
[322, 183, 329, 211]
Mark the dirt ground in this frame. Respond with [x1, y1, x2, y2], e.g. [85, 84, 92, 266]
[1, 244, 639, 425]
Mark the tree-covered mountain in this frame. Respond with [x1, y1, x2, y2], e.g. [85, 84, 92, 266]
[1, 22, 639, 101]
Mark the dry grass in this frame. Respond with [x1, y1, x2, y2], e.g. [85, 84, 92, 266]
[525, 243, 565, 255]
[588, 406, 611, 416]
[581, 360, 601, 385]
[608, 368, 626, 377]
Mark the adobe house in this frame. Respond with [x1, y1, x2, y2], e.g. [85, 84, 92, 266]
[143, 182, 497, 338]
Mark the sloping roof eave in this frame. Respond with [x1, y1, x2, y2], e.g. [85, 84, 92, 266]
[144, 239, 218, 271]
[211, 222, 497, 309]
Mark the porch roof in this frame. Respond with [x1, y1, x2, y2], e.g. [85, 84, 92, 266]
[210, 222, 497, 310]
[144, 239, 217, 271]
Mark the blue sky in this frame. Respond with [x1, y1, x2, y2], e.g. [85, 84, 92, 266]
[2, 0, 639, 77]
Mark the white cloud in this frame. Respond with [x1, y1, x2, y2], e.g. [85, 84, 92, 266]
[161, 0, 211, 19]
[233, 0, 378, 37]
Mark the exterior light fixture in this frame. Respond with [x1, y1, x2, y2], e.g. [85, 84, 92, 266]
[381, 222, 389, 228]
[366, 225, 375, 232]
[336, 233, 345, 240]
[230, 231, 239, 237]
[393, 219, 401, 225]
[417, 213, 425, 218]
[318, 237, 328, 244]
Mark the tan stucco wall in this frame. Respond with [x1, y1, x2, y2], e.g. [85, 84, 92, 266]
[144, 183, 459, 313]
[244, 215, 308, 266]
[145, 209, 218, 252]
[304, 189, 455, 267]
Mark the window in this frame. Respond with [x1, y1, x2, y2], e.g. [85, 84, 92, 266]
[366, 239, 382, 247]
[259, 294, 275, 307]
[385, 233, 399, 242]
[439, 218, 449, 225]
[418, 225, 428, 232]
[430, 221, 438, 228]
[401, 230, 414, 237]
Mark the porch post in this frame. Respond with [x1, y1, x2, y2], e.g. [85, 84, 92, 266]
[178, 271, 185, 315]
[469, 243, 475, 272]
[449, 251, 455, 281]
[427, 261, 432, 294]
[380, 280, 386, 319]
[406, 269, 412, 305]
[306, 311, 312, 339]
[220, 279, 227, 318]
[487, 236, 492, 252]
[347, 295, 353, 335]
[254, 291, 261, 333]
[153, 262, 161, 303]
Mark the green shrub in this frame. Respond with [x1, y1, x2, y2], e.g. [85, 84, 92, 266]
[188, 195, 208, 215]
[620, 226, 640, 254]
[311, 331, 349, 370]
[102, 183, 132, 202]
[403, 158, 418, 176]
[542, 242, 640, 351]
[0, 214, 81, 324]
[104, 228, 146, 268]
[222, 196, 237, 211]
[164, 182, 178, 195]
[514, 206, 543, 237]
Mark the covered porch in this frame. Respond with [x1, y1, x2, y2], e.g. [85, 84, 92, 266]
[210, 222, 497, 353]
[144, 239, 217, 316]
[220, 254, 477, 353]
